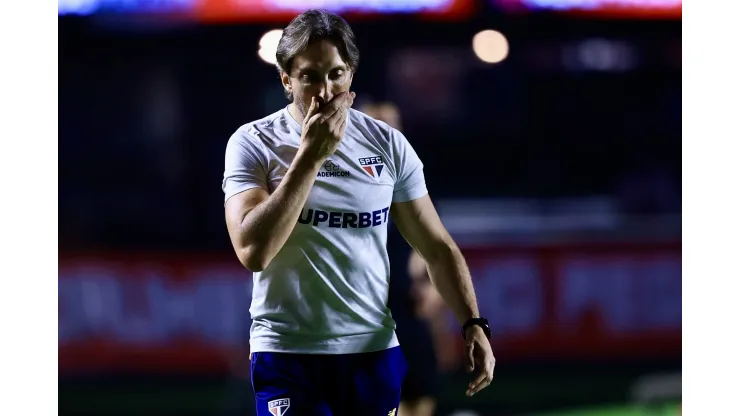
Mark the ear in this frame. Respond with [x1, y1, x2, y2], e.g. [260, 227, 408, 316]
[280, 71, 292, 95]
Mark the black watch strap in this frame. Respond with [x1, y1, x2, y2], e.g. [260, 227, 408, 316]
[462, 317, 492, 340]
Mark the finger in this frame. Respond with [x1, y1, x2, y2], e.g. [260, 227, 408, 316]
[322, 91, 349, 113]
[327, 104, 348, 127]
[320, 102, 345, 125]
[468, 365, 494, 395]
[347, 93, 355, 109]
[303, 97, 319, 123]
[326, 91, 354, 114]
[321, 92, 352, 129]
[466, 366, 488, 396]
[345, 91, 355, 107]
[306, 112, 323, 128]
[330, 111, 348, 140]
[336, 115, 348, 138]
[468, 378, 491, 396]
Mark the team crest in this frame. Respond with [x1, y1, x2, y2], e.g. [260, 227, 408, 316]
[268, 398, 290, 416]
[358, 156, 385, 182]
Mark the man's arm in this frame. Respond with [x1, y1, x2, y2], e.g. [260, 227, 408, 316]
[391, 194, 478, 324]
[392, 194, 495, 396]
[225, 92, 354, 272]
[225, 151, 323, 272]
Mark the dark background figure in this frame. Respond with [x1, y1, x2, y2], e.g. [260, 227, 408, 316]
[361, 101, 442, 416]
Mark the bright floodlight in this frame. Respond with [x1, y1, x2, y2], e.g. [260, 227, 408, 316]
[258, 29, 284, 65]
[472, 30, 509, 64]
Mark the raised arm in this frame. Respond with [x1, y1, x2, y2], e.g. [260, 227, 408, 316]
[224, 92, 354, 271]
[225, 155, 322, 272]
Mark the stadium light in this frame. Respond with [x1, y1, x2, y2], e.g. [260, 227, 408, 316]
[472, 30, 509, 64]
[258, 29, 283, 65]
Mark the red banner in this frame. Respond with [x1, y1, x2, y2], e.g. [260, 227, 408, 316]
[495, 0, 682, 19]
[58, 252, 251, 374]
[58, 242, 680, 374]
[116, 0, 476, 23]
[459, 241, 681, 359]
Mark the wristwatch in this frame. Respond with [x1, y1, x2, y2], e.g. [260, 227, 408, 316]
[462, 317, 492, 340]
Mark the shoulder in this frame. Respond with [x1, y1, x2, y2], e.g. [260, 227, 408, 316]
[235, 109, 290, 140]
[228, 108, 292, 151]
[346, 108, 419, 164]
[347, 108, 398, 144]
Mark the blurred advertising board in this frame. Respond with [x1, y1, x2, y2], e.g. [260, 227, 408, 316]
[58, 253, 253, 374]
[495, 0, 682, 19]
[58, 0, 475, 22]
[534, 402, 681, 416]
[59, 241, 680, 374]
[460, 241, 681, 360]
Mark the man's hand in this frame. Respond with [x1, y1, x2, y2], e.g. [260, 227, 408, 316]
[224, 93, 355, 272]
[464, 325, 496, 396]
[300, 91, 355, 162]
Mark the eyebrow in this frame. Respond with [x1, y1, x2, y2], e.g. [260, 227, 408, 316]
[297, 65, 348, 74]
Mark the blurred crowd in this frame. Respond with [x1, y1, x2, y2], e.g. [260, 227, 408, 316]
[59, 18, 680, 252]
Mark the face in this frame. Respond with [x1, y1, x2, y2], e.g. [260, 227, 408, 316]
[281, 39, 353, 117]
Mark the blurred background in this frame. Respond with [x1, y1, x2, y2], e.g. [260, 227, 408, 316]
[58, 1, 681, 415]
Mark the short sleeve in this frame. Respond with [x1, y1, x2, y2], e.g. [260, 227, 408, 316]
[222, 128, 269, 203]
[391, 129, 428, 203]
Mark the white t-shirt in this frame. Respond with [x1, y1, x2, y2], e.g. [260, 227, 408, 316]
[222, 106, 428, 354]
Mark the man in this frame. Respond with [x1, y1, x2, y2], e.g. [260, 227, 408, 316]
[359, 101, 440, 416]
[222, 9, 495, 416]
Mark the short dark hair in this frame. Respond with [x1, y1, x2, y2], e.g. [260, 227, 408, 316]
[276, 9, 360, 100]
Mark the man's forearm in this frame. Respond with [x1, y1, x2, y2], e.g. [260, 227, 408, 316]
[425, 242, 480, 325]
[238, 150, 322, 270]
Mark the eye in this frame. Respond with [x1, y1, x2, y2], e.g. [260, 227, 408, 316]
[330, 70, 345, 80]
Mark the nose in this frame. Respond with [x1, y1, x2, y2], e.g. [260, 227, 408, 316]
[317, 81, 332, 103]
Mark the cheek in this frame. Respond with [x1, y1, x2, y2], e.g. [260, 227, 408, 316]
[295, 84, 320, 99]
[331, 76, 352, 93]
[330, 84, 347, 94]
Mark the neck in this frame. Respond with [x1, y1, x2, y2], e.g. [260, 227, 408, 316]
[288, 102, 303, 125]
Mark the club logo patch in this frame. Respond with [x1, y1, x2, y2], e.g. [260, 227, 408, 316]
[358, 156, 385, 182]
[268, 398, 290, 416]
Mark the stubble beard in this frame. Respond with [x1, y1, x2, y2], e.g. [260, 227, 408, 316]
[295, 98, 309, 120]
